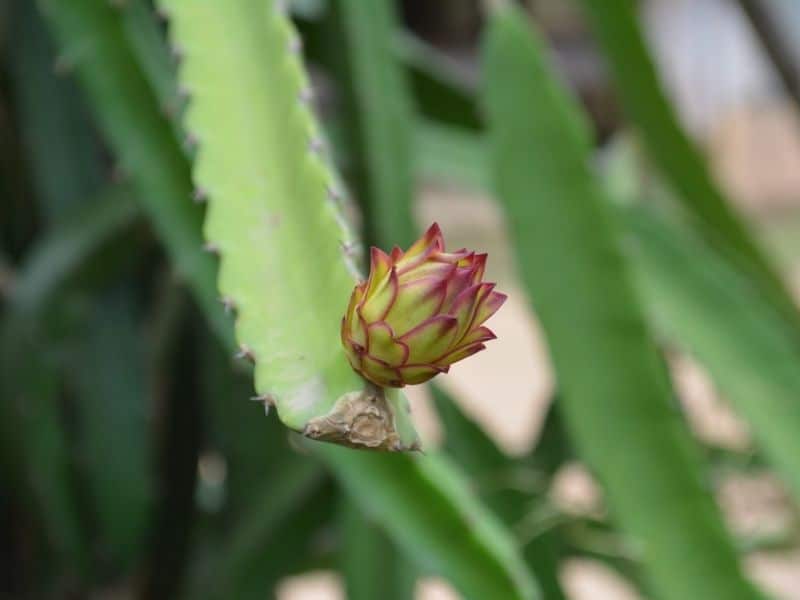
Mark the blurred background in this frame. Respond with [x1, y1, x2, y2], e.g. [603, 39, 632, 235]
[2, 0, 800, 598]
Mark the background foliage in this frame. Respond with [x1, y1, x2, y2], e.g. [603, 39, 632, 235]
[1, 0, 799, 599]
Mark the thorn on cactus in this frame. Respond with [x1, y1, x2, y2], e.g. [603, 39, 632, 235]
[235, 344, 255, 363]
[298, 87, 313, 104]
[220, 296, 236, 314]
[250, 393, 275, 415]
[308, 137, 324, 154]
[170, 44, 184, 62]
[339, 239, 360, 259]
[184, 132, 198, 150]
[327, 186, 343, 204]
[341, 223, 506, 388]
[250, 393, 274, 403]
[289, 36, 303, 54]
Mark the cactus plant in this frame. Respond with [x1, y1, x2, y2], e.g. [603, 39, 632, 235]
[159, 0, 421, 450]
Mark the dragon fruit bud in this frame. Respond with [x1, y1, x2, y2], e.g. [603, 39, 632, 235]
[341, 223, 507, 387]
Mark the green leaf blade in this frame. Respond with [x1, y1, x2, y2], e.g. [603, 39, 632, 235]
[320, 447, 540, 600]
[39, 0, 231, 347]
[482, 8, 763, 600]
[69, 287, 153, 570]
[339, 500, 417, 600]
[9, 0, 104, 225]
[335, 0, 416, 248]
[628, 208, 800, 502]
[577, 0, 800, 331]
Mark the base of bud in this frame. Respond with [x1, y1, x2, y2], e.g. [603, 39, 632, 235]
[303, 382, 421, 451]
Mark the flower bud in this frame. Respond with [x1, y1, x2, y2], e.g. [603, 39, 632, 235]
[341, 223, 506, 387]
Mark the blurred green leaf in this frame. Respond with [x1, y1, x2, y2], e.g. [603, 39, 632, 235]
[119, 0, 184, 145]
[320, 446, 539, 599]
[197, 335, 333, 596]
[431, 385, 567, 600]
[305, 18, 480, 130]
[415, 120, 489, 190]
[228, 478, 338, 599]
[334, 0, 417, 248]
[141, 299, 203, 600]
[9, 0, 104, 225]
[40, 0, 232, 348]
[627, 208, 800, 502]
[431, 384, 509, 476]
[578, 0, 800, 330]
[432, 385, 571, 503]
[0, 330, 88, 586]
[290, 0, 329, 20]
[339, 499, 417, 600]
[198, 333, 315, 516]
[0, 187, 140, 581]
[9, 185, 138, 315]
[397, 33, 481, 130]
[415, 92, 799, 511]
[220, 458, 327, 599]
[482, 7, 763, 600]
[67, 286, 153, 572]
